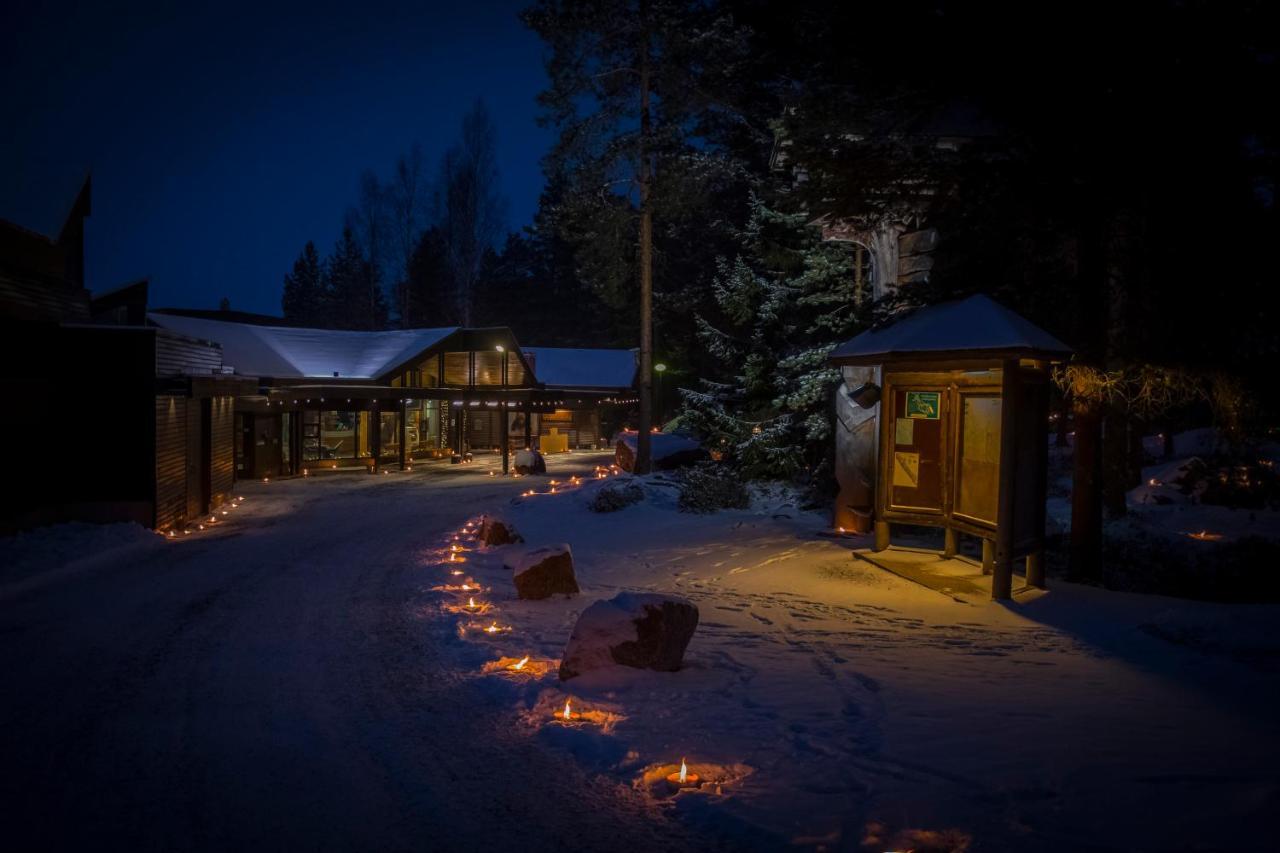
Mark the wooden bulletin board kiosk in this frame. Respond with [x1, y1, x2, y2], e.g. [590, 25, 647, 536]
[829, 295, 1071, 600]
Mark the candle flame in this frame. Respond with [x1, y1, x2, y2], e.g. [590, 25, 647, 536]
[679, 758, 687, 783]
[485, 622, 500, 634]
[563, 700, 572, 720]
[468, 597, 476, 608]
[512, 656, 528, 670]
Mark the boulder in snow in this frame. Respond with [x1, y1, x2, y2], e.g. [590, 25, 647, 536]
[478, 515, 523, 547]
[506, 544, 579, 600]
[559, 592, 699, 681]
[515, 448, 546, 475]
[614, 431, 707, 473]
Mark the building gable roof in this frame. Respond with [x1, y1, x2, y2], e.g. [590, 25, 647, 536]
[829, 294, 1072, 364]
[147, 313, 457, 379]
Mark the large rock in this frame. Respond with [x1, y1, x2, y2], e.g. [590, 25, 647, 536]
[514, 448, 546, 475]
[506, 544, 579, 600]
[559, 592, 699, 681]
[478, 515, 523, 546]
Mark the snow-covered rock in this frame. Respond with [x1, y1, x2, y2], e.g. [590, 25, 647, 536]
[505, 544, 578, 600]
[559, 592, 699, 681]
[514, 448, 546, 475]
[477, 515, 523, 546]
[613, 431, 707, 472]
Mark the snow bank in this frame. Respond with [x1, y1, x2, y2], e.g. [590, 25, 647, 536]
[0, 521, 163, 589]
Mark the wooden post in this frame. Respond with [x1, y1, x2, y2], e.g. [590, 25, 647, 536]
[992, 360, 1019, 600]
[500, 403, 510, 474]
[943, 526, 957, 559]
[370, 403, 381, 473]
[1026, 550, 1046, 589]
[873, 520, 890, 552]
[456, 403, 466, 458]
[982, 538, 995, 576]
[523, 401, 533, 449]
[398, 399, 407, 470]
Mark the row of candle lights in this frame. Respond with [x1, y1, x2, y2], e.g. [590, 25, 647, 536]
[162, 494, 248, 538]
[439, 512, 702, 792]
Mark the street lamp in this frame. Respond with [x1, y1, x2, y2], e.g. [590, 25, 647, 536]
[654, 363, 667, 429]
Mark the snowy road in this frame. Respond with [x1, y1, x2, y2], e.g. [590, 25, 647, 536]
[0, 457, 723, 852]
[5, 453, 1280, 852]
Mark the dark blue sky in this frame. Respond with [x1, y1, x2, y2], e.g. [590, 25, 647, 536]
[1, 0, 551, 315]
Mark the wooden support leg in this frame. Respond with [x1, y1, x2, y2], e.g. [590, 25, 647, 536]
[1026, 550, 1046, 589]
[982, 539, 995, 576]
[943, 527, 958, 559]
[873, 520, 890, 552]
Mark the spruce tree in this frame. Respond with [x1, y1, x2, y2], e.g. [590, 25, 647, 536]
[281, 241, 327, 326]
[681, 199, 859, 487]
[327, 226, 388, 331]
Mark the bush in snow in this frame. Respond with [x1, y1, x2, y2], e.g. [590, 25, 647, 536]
[588, 480, 644, 513]
[676, 462, 750, 514]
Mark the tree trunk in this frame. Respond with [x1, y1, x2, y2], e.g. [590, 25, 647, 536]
[1069, 394, 1104, 582]
[1102, 403, 1129, 519]
[634, 15, 654, 475]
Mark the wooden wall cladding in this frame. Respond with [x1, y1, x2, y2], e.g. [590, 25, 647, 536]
[155, 396, 188, 530]
[155, 329, 222, 377]
[210, 396, 234, 505]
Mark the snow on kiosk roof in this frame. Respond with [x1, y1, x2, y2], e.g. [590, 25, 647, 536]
[147, 313, 458, 379]
[829, 294, 1071, 365]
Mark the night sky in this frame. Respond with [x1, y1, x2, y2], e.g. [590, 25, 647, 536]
[1, 0, 551, 316]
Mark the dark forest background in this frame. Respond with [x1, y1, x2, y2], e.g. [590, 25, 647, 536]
[277, 0, 1276, 578]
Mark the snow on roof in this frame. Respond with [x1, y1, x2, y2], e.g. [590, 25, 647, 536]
[523, 346, 636, 390]
[147, 313, 457, 379]
[830, 294, 1071, 363]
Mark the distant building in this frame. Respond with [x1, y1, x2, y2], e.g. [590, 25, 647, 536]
[0, 177, 637, 534]
[0, 177, 250, 533]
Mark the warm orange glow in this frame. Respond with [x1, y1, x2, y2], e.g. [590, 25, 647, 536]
[1186, 530, 1224, 541]
[450, 569, 464, 576]
[679, 758, 688, 784]
[467, 597, 477, 609]
[485, 622, 501, 634]
[511, 656, 529, 671]
[562, 700, 572, 720]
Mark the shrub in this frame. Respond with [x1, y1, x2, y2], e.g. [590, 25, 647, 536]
[677, 462, 750, 514]
[588, 479, 644, 513]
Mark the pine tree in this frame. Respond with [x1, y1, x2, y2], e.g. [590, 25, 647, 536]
[281, 241, 328, 326]
[680, 199, 859, 486]
[523, 0, 750, 473]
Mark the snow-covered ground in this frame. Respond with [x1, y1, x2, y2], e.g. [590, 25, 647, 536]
[3, 451, 1279, 851]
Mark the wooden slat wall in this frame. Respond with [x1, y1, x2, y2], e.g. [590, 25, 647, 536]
[573, 410, 599, 449]
[210, 396, 234, 505]
[0, 270, 91, 324]
[185, 400, 204, 520]
[155, 396, 188, 530]
[156, 329, 223, 377]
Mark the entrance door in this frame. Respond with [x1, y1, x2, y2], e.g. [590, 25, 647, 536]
[886, 386, 946, 514]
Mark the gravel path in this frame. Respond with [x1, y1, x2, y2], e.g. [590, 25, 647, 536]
[1, 458, 724, 851]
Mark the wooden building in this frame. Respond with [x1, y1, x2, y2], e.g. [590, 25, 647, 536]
[146, 313, 638, 479]
[829, 294, 1071, 599]
[1, 179, 250, 534]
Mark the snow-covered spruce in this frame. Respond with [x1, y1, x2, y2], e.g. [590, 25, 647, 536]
[559, 592, 699, 680]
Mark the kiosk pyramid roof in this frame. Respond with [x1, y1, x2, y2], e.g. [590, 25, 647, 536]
[830, 294, 1071, 364]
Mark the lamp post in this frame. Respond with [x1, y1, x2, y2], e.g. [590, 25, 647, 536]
[654, 363, 667, 430]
